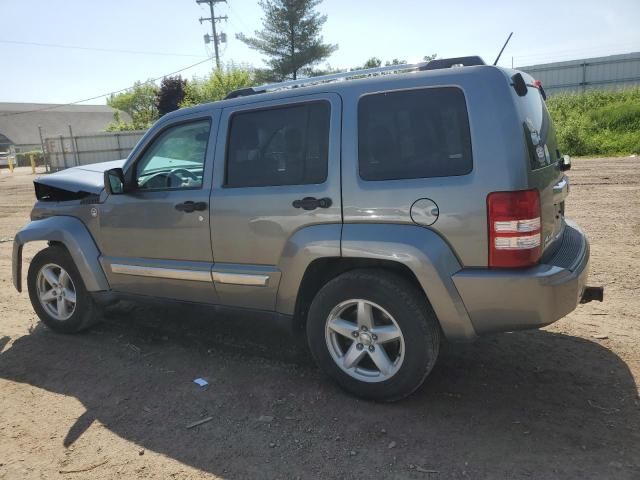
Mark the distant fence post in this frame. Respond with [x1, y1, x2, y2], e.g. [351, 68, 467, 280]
[38, 125, 49, 173]
[115, 133, 123, 158]
[59, 135, 68, 169]
[29, 153, 36, 174]
[68, 125, 80, 166]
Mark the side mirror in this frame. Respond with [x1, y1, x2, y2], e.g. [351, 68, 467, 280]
[104, 168, 126, 195]
[559, 155, 571, 171]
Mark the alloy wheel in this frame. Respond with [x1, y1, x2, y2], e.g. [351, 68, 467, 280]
[325, 299, 405, 383]
[36, 263, 77, 321]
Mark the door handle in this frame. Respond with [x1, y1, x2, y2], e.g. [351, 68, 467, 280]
[553, 176, 569, 203]
[292, 197, 332, 211]
[175, 201, 207, 213]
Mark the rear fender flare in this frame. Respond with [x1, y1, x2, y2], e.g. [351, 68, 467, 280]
[275, 224, 342, 315]
[340, 224, 476, 341]
[12, 216, 109, 292]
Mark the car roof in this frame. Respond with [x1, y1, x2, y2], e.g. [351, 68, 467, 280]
[164, 64, 517, 121]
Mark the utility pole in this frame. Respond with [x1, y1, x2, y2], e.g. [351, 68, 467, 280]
[196, 0, 228, 70]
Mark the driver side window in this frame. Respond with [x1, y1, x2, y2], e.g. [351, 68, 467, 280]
[136, 120, 211, 191]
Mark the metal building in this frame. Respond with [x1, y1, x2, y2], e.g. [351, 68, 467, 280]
[0, 102, 129, 153]
[520, 52, 640, 94]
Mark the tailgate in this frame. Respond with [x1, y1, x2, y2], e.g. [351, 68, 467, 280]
[513, 78, 567, 254]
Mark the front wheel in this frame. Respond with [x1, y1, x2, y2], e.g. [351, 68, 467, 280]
[306, 269, 440, 402]
[27, 245, 102, 334]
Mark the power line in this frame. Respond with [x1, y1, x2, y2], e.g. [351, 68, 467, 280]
[0, 39, 205, 58]
[226, 3, 252, 32]
[0, 56, 214, 118]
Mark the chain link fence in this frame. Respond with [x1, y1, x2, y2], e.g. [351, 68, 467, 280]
[44, 130, 146, 171]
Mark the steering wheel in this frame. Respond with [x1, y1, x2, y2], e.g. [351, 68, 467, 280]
[139, 168, 200, 189]
[140, 172, 171, 189]
[169, 168, 199, 180]
[167, 168, 199, 187]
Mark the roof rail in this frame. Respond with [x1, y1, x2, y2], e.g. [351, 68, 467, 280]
[225, 87, 266, 99]
[224, 55, 487, 99]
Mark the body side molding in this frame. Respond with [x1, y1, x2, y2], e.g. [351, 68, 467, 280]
[110, 264, 212, 282]
[211, 271, 270, 286]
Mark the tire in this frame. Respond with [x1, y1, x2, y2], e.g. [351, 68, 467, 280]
[27, 245, 102, 334]
[307, 269, 441, 402]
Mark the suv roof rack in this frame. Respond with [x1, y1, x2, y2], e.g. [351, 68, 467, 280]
[225, 55, 486, 100]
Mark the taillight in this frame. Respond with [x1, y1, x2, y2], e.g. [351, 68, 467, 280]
[487, 189, 541, 268]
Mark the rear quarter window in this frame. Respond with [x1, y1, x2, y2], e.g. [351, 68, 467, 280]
[518, 87, 558, 171]
[358, 87, 472, 181]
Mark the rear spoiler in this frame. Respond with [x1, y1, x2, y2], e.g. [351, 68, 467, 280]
[512, 72, 548, 100]
[419, 56, 486, 70]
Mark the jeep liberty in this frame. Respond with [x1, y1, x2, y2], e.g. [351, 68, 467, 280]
[12, 56, 603, 401]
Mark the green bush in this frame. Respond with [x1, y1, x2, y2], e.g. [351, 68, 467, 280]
[547, 88, 640, 156]
[181, 65, 255, 107]
[591, 103, 640, 132]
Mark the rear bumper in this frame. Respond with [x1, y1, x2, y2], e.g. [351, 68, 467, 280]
[452, 221, 590, 335]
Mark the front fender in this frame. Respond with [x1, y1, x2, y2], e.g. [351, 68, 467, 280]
[12, 216, 109, 293]
[341, 224, 476, 341]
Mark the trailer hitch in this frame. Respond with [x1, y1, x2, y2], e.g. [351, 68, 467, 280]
[581, 286, 604, 304]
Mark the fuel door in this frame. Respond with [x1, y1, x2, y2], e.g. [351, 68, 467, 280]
[410, 198, 439, 226]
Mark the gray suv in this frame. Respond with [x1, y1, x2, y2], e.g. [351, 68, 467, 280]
[12, 57, 602, 401]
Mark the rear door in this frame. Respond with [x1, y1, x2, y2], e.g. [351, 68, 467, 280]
[514, 82, 567, 254]
[210, 93, 342, 310]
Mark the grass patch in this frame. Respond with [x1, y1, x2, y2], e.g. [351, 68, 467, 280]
[547, 88, 640, 156]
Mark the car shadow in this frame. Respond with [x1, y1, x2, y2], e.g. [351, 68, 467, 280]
[1, 303, 638, 479]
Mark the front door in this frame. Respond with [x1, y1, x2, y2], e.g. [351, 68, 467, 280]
[99, 114, 219, 303]
[210, 93, 342, 310]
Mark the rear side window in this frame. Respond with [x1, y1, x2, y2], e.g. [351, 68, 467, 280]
[226, 101, 330, 187]
[518, 87, 558, 171]
[358, 87, 472, 181]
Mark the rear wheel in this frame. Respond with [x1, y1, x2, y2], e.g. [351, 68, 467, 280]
[27, 245, 102, 333]
[306, 269, 440, 402]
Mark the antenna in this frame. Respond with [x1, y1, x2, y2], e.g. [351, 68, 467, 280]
[493, 32, 513, 66]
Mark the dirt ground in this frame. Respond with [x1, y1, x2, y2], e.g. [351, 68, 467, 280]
[0, 158, 638, 480]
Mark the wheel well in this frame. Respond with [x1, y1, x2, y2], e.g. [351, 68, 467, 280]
[293, 257, 426, 330]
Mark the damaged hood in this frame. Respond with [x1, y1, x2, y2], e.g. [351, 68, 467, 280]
[34, 159, 127, 196]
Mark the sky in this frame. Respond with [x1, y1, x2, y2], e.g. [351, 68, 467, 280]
[1, 0, 639, 105]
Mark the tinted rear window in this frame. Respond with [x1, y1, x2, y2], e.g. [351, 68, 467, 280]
[358, 87, 472, 181]
[226, 102, 330, 187]
[518, 87, 558, 171]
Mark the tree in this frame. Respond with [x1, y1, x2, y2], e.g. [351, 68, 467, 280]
[156, 75, 186, 117]
[363, 57, 382, 69]
[237, 0, 338, 80]
[353, 54, 438, 71]
[181, 66, 255, 107]
[106, 81, 159, 131]
[385, 58, 407, 66]
[351, 57, 381, 70]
